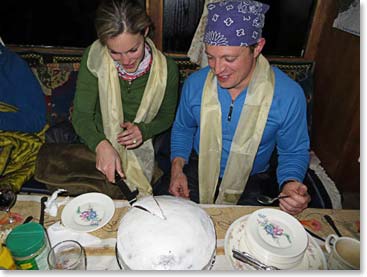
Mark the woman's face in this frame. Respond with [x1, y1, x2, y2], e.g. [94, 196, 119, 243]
[106, 32, 146, 73]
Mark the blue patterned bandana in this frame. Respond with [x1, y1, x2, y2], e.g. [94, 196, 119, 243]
[204, 0, 269, 46]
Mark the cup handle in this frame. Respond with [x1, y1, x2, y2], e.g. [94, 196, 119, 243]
[325, 234, 338, 253]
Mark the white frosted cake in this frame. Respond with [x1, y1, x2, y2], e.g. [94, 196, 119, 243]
[116, 195, 216, 270]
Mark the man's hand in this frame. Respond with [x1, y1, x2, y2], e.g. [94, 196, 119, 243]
[279, 181, 311, 215]
[117, 122, 142, 149]
[96, 139, 124, 182]
[168, 158, 190, 198]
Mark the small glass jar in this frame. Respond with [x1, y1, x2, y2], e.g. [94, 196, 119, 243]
[6, 222, 50, 270]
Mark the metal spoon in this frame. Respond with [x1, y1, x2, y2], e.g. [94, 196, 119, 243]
[257, 194, 290, 205]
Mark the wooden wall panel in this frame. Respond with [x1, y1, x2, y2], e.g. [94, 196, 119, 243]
[304, 0, 330, 60]
[162, 0, 204, 53]
[147, 0, 163, 50]
[311, 0, 360, 193]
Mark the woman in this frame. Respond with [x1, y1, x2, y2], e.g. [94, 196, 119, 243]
[72, 0, 179, 196]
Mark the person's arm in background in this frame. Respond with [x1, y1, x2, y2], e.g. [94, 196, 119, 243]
[169, 75, 199, 198]
[275, 73, 311, 215]
[0, 45, 46, 132]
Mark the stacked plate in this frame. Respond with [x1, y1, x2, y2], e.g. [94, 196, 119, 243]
[242, 208, 308, 269]
[224, 208, 325, 270]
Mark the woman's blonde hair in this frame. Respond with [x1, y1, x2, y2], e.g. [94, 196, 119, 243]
[95, 0, 153, 45]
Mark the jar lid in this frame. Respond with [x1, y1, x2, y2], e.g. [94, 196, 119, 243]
[6, 222, 46, 258]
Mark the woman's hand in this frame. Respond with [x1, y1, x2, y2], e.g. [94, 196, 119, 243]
[279, 181, 311, 215]
[96, 139, 124, 182]
[117, 121, 143, 149]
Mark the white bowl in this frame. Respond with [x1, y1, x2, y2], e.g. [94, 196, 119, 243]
[244, 208, 308, 269]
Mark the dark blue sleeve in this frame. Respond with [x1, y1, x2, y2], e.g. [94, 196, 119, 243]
[0, 45, 46, 133]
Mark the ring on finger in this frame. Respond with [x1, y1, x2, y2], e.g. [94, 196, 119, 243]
[132, 139, 137, 144]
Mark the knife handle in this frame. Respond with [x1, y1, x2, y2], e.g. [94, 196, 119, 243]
[305, 228, 325, 242]
[39, 196, 48, 227]
[324, 215, 342, 237]
[114, 172, 139, 203]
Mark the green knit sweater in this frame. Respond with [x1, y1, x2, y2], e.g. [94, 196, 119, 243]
[72, 46, 179, 152]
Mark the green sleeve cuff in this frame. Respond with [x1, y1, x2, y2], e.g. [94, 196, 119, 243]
[89, 134, 107, 152]
[135, 122, 150, 141]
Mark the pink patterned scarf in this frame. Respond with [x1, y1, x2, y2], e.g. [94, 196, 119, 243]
[114, 43, 152, 82]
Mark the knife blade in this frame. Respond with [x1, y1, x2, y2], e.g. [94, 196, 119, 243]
[132, 198, 167, 220]
[114, 172, 139, 205]
[305, 228, 325, 242]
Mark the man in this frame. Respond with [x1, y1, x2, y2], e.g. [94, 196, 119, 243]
[159, 0, 310, 215]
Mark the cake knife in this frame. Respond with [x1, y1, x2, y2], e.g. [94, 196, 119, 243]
[114, 172, 166, 219]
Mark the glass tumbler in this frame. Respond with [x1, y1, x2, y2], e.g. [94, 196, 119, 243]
[47, 240, 87, 270]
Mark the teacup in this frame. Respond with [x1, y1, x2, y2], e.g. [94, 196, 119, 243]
[325, 234, 360, 270]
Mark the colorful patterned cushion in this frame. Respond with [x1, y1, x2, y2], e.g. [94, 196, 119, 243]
[31, 63, 80, 126]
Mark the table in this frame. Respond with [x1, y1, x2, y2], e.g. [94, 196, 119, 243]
[0, 194, 360, 270]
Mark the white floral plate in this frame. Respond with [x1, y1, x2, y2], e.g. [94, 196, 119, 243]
[246, 208, 308, 259]
[224, 215, 327, 270]
[61, 192, 115, 232]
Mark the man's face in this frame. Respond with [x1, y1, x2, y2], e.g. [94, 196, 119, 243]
[106, 32, 146, 73]
[205, 44, 259, 94]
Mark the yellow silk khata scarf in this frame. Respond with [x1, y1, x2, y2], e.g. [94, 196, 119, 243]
[199, 54, 275, 204]
[87, 38, 167, 197]
[0, 102, 48, 191]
